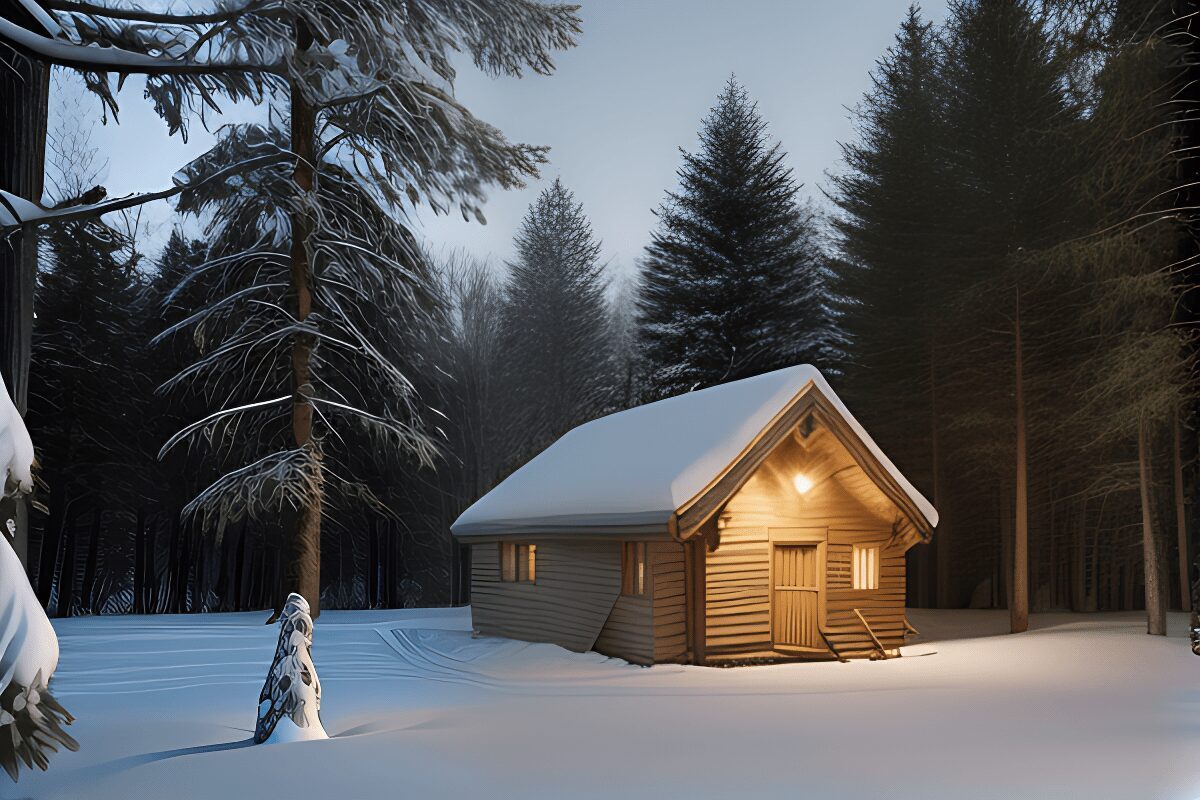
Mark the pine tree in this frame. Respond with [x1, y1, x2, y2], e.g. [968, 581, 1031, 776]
[638, 77, 837, 397]
[608, 272, 641, 410]
[828, 5, 948, 606]
[27, 214, 146, 614]
[1019, 8, 1189, 635]
[501, 178, 613, 461]
[0, 3, 49, 569]
[1, 1, 584, 616]
[938, 0, 1085, 631]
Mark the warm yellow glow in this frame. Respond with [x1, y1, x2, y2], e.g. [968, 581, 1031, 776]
[853, 544, 879, 590]
[793, 473, 814, 494]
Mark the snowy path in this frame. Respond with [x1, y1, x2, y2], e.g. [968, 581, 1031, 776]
[10, 608, 1198, 799]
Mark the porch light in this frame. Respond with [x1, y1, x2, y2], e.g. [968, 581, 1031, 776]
[793, 473, 813, 494]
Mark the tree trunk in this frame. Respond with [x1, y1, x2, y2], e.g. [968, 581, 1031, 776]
[231, 522, 247, 612]
[248, 541, 264, 611]
[192, 532, 206, 612]
[1080, 503, 1089, 609]
[0, 27, 49, 570]
[931, 349, 948, 608]
[1174, 411, 1190, 612]
[80, 505, 102, 613]
[133, 506, 146, 613]
[147, 516, 161, 613]
[1139, 416, 1167, 635]
[368, 518, 379, 608]
[1046, 501, 1057, 611]
[174, 516, 192, 613]
[36, 474, 67, 605]
[1011, 287, 1029, 634]
[283, 24, 323, 617]
[56, 508, 79, 617]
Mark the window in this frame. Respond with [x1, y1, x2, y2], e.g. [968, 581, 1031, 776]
[852, 544, 879, 590]
[500, 543, 536, 583]
[621, 542, 646, 596]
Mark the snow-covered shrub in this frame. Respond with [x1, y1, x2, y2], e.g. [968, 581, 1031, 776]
[0, 373, 77, 780]
[254, 592, 327, 744]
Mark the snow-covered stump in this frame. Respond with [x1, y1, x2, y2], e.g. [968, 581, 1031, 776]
[1, 375, 77, 781]
[254, 593, 327, 744]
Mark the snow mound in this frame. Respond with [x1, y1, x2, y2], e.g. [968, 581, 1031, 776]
[0, 373, 33, 495]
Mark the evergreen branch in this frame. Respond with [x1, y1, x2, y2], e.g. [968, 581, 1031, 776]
[0, 15, 282, 74]
[0, 152, 291, 231]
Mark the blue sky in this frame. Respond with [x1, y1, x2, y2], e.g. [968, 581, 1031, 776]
[80, 0, 949, 275]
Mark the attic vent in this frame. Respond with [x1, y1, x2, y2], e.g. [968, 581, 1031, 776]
[796, 413, 815, 440]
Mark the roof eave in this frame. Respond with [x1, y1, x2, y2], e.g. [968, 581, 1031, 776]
[672, 380, 938, 540]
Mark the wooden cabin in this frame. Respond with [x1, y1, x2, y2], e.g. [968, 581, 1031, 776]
[451, 365, 938, 665]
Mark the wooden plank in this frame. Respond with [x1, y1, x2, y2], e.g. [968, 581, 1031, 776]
[853, 608, 887, 657]
[648, 542, 688, 663]
[470, 541, 622, 653]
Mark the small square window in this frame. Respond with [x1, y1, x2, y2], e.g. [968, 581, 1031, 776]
[501, 542, 536, 583]
[852, 544, 879, 590]
[621, 542, 646, 596]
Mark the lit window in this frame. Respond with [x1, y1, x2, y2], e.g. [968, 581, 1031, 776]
[501, 543, 536, 583]
[621, 542, 646, 596]
[852, 545, 879, 590]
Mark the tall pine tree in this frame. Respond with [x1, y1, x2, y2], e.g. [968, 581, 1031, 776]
[938, 0, 1083, 630]
[828, 5, 948, 606]
[501, 178, 613, 463]
[638, 77, 837, 397]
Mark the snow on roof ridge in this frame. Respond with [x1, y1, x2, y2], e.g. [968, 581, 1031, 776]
[452, 364, 937, 536]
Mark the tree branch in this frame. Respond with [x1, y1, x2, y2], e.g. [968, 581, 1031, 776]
[42, 0, 271, 26]
[0, 151, 291, 230]
[0, 15, 281, 75]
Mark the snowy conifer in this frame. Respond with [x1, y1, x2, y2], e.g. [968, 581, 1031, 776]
[0, 373, 77, 782]
[637, 77, 839, 397]
[828, 6, 949, 604]
[0, 1, 583, 615]
[254, 592, 326, 743]
[501, 178, 613, 461]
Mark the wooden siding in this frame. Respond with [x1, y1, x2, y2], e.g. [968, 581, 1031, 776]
[470, 539, 621, 653]
[825, 530, 908, 658]
[594, 542, 688, 664]
[705, 526, 772, 657]
[650, 543, 688, 662]
[704, 421, 913, 663]
[594, 580, 652, 664]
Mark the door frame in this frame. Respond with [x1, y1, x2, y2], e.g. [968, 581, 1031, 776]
[768, 527, 828, 655]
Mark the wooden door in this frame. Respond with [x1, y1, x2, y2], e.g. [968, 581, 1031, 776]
[772, 544, 821, 649]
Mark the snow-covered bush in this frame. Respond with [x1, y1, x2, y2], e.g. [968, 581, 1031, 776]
[0, 374, 76, 781]
[254, 592, 327, 743]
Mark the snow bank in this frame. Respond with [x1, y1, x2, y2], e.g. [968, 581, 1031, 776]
[14, 607, 1197, 799]
[0, 373, 33, 495]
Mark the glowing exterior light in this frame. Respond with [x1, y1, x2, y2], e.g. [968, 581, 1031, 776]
[793, 473, 813, 494]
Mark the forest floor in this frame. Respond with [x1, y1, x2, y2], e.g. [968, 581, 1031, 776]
[11, 607, 1197, 800]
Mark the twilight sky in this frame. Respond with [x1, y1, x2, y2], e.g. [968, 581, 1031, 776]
[83, 0, 949, 276]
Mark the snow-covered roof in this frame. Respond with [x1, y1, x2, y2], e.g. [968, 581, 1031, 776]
[451, 365, 938, 538]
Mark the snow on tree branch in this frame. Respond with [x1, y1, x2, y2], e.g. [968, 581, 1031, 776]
[0, 151, 291, 231]
[0, 15, 280, 75]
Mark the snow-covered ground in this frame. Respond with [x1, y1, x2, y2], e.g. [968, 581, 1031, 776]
[12, 607, 1197, 799]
